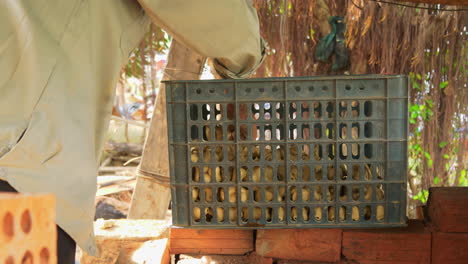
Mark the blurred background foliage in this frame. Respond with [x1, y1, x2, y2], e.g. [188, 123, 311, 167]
[108, 0, 467, 218]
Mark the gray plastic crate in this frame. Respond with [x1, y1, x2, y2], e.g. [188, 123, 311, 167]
[166, 75, 408, 228]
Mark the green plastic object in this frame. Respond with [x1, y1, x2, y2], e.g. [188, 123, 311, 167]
[165, 75, 408, 228]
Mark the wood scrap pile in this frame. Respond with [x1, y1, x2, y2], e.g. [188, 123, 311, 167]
[96, 140, 142, 220]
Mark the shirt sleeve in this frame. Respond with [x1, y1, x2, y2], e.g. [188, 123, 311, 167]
[136, 0, 265, 78]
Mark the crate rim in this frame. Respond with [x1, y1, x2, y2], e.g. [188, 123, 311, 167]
[162, 74, 407, 84]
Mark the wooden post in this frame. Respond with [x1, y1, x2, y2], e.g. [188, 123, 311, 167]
[128, 40, 206, 219]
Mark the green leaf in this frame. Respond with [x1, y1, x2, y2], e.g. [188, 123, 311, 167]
[413, 190, 429, 203]
[443, 154, 450, 159]
[416, 73, 422, 80]
[425, 99, 434, 107]
[424, 152, 433, 167]
[410, 104, 420, 111]
[459, 170, 467, 187]
[428, 159, 433, 168]
[460, 178, 468, 187]
[423, 189, 429, 198]
[442, 66, 447, 74]
[439, 142, 448, 148]
[440, 81, 448, 89]
[434, 177, 440, 184]
[412, 191, 422, 200]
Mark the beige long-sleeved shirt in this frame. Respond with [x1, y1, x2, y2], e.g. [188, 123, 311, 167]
[0, 0, 264, 256]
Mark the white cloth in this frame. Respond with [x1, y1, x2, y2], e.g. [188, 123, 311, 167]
[0, 0, 264, 256]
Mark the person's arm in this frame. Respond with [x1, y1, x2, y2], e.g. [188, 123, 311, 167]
[137, 0, 265, 78]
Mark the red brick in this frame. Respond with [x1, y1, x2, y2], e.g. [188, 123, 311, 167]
[427, 187, 468, 232]
[342, 220, 431, 264]
[0, 193, 56, 264]
[256, 229, 342, 262]
[432, 232, 468, 264]
[170, 229, 253, 255]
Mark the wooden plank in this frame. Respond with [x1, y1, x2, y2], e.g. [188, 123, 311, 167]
[128, 40, 206, 219]
[127, 179, 171, 219]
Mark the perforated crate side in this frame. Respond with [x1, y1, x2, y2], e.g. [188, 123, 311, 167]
[166, 75, 408, 228]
